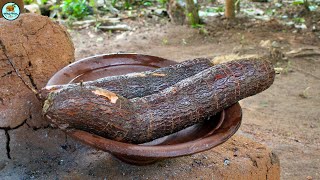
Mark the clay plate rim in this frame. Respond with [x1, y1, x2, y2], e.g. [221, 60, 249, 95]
[47, 53, 176, 85]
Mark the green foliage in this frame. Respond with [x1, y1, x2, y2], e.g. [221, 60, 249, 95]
[265, 8, 276, 16]
[292, 0, 318, 11]
[24, 0, 48, 5]
[206, 6, 224, 13]
[194, 24, 208, 35]
[162, 38, 168, 45]
[111, 0, 118, 7]
[157, 0, 167, 7]
[292, 0, 304, 5]
[124, 0, 133, 9]
[37, 0, 48, 4]
[293, 17, 305, 24]
[59, 0, 92, 20]
[111, 0, 161, 10]
[143, 1, 153, 6]
[89, 0, 95, 7]
[191, 23, 204, 28]
[24, 0, 34, 5]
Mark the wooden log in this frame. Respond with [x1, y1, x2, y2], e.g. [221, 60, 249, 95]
[43, 58, 275, 144]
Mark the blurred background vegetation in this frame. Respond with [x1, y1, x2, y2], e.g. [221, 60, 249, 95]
[22, 0, 320, 31]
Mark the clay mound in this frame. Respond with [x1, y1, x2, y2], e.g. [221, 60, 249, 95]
[0, 14, 74, 128]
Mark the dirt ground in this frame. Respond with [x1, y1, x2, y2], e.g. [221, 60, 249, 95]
[69, 16, 320, 179]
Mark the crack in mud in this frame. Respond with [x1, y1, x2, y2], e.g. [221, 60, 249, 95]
[25, 61, 38, 91]
[1, 71, 13, 78]
[20, 43, 40, 92]
[0, 35, 44, 159]
[0, 97, 3, 105]
[247, 154, 258, 168]
[25, 119, 52, 131]
[20, 18, 49, 37]
[0, 119, 27, 159]
[0, 115, 54, 159]
[0, 38, 38, 95]
[26, 73, 38, 90]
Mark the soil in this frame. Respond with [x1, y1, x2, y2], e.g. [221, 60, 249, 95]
[0, 13, 319, 179]
[69, 16, 320, 179]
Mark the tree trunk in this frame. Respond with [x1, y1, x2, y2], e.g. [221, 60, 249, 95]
[225, 0, 235, 19]
[185, 0, 200, 25]
[43, 58, 275, 144]
[167, 0, 187, 25]
[235, 0, 240, 13]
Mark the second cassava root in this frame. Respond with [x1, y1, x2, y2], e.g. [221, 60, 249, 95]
[43, 58, 275, 144]
[40, 58, 214, 99]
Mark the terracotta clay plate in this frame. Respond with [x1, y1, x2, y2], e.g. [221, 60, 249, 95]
[46, 53, 242, 165]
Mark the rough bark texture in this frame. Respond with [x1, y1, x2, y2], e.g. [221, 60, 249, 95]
[43, 58, 275, 144]
[167, 0, 186, 25]
[0, 14, 75, 128]
[41, 58, 214, 99]
[185, 0, 200, 25]
[225, 0, 236, 18]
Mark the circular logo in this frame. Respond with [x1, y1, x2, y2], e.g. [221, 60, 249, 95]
[1, 2, 20, 21]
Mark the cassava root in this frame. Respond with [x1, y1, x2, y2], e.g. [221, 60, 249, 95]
[40, 58, 214, 100]
[43, 57, 275, 144]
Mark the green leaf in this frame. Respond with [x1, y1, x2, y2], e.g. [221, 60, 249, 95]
[89, 0, 95, 7]
[293, 17, 305, 24]
[292, 0, 304, 5]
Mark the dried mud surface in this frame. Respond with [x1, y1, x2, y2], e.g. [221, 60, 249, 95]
[0, 14, 74, 130]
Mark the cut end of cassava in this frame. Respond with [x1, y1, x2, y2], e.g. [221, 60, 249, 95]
[92, 88, 119, 104]
[151, 73, 167, 77]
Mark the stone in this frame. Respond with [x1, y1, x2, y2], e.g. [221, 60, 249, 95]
[0, 14, 74, 128]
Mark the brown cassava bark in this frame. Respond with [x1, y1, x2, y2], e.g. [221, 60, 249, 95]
[43, 58, 275, 144]
[40, 58, 214, 100]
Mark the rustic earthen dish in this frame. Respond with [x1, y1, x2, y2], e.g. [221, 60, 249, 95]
[46, 53, 242, 165]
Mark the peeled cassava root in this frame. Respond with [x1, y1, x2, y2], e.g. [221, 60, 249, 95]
[42, 58, 275, 144]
